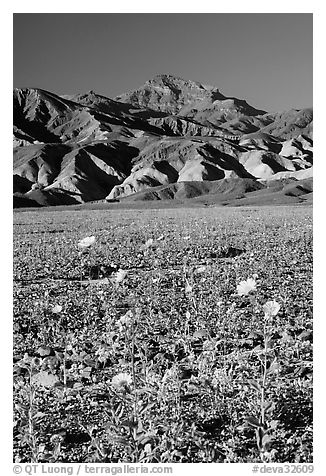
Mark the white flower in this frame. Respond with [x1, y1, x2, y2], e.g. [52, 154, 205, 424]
[78, 236, 96, 249]
[31, 371, 59, 389]
[196, 266, 206, 274]
[263, 300, 281, 318]
[52, 305, 62, 314]
[118, 310, 133, 328]
[236, 278, 257, 296]
[144, 238, 154, 249]
[114, 269, 127, 283]
[111, 372, 133, 389]
[23, 353, 32, 363]
[185, 282, 193, 294]
[144, 443, 152, 454]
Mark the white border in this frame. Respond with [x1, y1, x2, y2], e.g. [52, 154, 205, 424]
[3, 3, 323, 474]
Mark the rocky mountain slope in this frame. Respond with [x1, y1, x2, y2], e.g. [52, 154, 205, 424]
[13, 74, 313, 207]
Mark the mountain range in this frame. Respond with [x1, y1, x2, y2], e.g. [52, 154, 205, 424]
[13, 74, 313, 208]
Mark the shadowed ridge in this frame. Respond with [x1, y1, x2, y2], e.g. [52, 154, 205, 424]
[13, 75, 313, 208]
[14, 87, 82, 113]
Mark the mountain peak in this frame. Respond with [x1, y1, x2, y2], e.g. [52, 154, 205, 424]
[145, 73, 213, 91]
[115, 73, 221, 114]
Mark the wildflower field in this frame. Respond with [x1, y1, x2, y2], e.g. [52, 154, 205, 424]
[13, 204, 313, 463]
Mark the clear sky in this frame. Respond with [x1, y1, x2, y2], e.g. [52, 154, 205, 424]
[13, 13, 312, 112]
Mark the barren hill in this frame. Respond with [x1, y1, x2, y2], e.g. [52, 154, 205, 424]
[13, 75, 313, 207]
